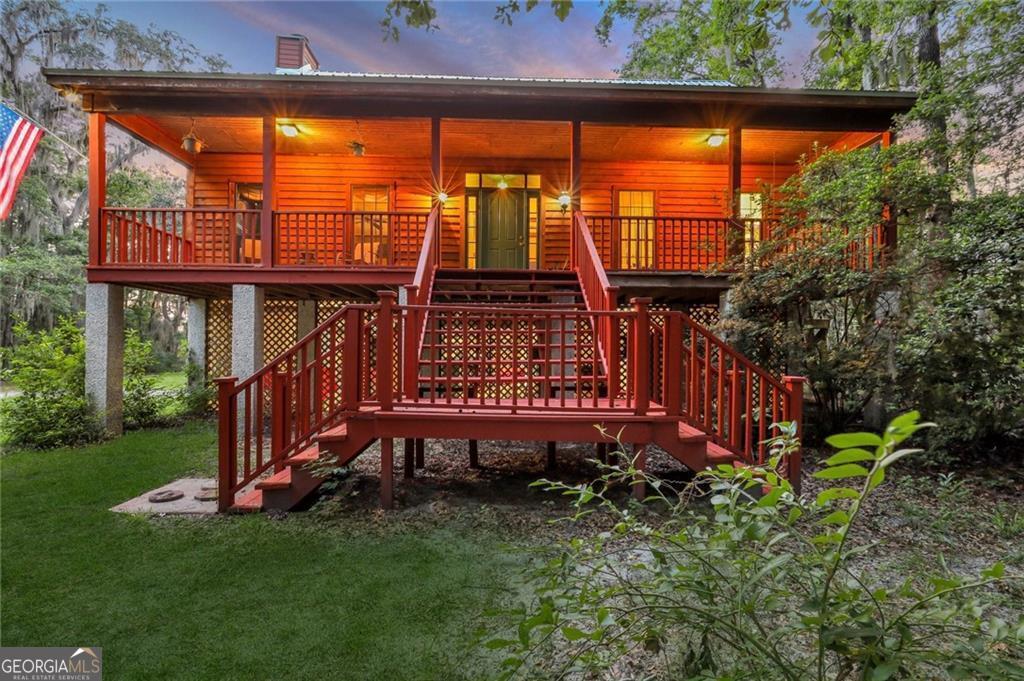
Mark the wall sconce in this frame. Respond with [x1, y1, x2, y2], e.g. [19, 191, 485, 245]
[558, 191, 572, 215]
[706, 132, 727, 148]
[348, 141, 365, 156]
[279, 123, 299, 138]
[180, 118, 204, 154]
[437, 191, 449, 204]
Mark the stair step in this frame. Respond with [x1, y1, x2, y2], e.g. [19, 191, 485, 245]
[285, 445, 320, 467]
[705, 441, 738, 464]
[256, 468, 292, 491]
[679, 423, 713, 442]
[318, 423, 349, 442]
[232, 488, 263, 513]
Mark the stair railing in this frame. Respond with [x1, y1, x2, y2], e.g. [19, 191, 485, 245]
[653, 310, 805, 479]
[402, 205, 442, 398]
[572, 211, 620, 393]
[215, 301, 381, 511]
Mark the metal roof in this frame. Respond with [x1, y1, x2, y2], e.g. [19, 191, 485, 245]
[273, 67, 737, 88]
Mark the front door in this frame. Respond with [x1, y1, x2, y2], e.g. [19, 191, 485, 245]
[479, 189, 528, 268]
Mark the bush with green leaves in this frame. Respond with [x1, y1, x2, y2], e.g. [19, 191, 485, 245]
[123, 329, 161, 429]
[485, 414, 1023, 680]
[173, 353, 213, 418]
[0, 318, 101, 449]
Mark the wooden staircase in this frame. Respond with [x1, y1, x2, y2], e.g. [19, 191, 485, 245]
[215, 208, 805, 512]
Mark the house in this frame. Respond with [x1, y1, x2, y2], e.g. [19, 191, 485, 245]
[45, 34, 914, 512]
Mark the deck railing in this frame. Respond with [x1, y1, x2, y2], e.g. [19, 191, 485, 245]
[273, 211, 430, 267]
[216, 292, 805, 509]
[215, 301, 381, 511]
[100, 207, 260, 266]
[587, 215, 736, 272]
[572, 211, 620, 384]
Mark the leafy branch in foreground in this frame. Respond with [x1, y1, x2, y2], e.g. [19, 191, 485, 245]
[483, 413, 1023, 680]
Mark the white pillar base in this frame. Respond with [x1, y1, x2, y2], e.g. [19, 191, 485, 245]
[231, 285, 265, 379]
[85, 283, 124, 436]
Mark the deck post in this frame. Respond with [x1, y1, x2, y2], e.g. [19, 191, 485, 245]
[87, 113, 106, 267]
[85, 283, 124, 436]
[631, 297, 652, 416]
[341, 307, 361, 410]
[784, 376, 806, 494]
[546, 441, 557, 470]
[415, 438, 425, 468]
[727, 126, 743, 257]
[261, 116, 276, 267]
[186, 298, 207, 389]
[216, 376, 238, 512]
[380, 437, 394, 509]
[376, 291, 397, 411]
[404, 438, 415, 478]
[596, 442, 607, 465]
[632, 444, 647, 501]
[468, 440, 479, 469]
[569, 120, 581, 212]
[271, 370, 289, 472]
[231, 285, 265, 380]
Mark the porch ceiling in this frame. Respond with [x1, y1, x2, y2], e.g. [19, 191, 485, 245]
[130, 114, 879, 164]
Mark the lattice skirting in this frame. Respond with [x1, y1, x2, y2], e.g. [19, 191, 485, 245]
[205, 299, 356, 382]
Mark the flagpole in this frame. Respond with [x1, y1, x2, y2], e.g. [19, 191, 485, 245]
[2, 99, 88, 161]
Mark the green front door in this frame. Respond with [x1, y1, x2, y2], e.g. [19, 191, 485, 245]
[480, 189, 528, 268]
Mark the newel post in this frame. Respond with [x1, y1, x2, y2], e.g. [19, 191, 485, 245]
[377, 291, 397, 410]
[632, 297, 652, 415]
[341, 307, 361, 410]
[401, 286, 419, 399]
[271, 370, 290, 472]
[216, 376, 238, 512]
[784, 375, 806, 494]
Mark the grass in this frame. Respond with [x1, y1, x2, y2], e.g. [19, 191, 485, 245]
[0, 422, 520, 680]
[149, 370, 187, 391]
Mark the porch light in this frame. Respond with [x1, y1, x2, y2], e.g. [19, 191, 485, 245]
[496, 177, 509, 190]
[180, 118, 204, 154]
[437, 191, 449, 204]
[558, 191, 572, 215]
[706, 133, 727, 148]
[348, 141, 365, 157]
[279, 123, 299, 137]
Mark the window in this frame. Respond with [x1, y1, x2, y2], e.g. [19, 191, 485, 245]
[352, 185, 390, 264]
[616, 189, 655, 269]
[739, 192, 764, 259]
[617, 189, 655, 217]
[234, 183, 263, 210]
[466, 194, 478, 269]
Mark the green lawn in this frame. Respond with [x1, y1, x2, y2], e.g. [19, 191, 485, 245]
[0, 422, 519, 680]
[149, 370, 187, 391]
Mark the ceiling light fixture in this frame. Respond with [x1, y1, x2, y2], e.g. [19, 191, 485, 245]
[348, 141, 365, 157]
[279, 123, 299, 138]
[496, 177, 509, 190]
[706, 133, 727, 148]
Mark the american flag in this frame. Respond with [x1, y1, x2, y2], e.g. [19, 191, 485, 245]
[0, 103, 45, 220]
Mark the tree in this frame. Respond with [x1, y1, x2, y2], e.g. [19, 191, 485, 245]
[0, 0, 226, 345]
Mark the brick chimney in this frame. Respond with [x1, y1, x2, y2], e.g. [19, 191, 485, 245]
[275, 34, 319, 72]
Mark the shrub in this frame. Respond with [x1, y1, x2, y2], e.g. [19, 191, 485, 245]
[123, 329, 161, 429]
[486, 414, 1023, 680]
[0, 319, 101, 448]
[173, 353, 213, 418]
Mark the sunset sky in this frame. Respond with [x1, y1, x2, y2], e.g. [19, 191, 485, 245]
[73, 1, 816, 84]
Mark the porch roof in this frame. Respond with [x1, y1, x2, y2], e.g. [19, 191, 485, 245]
[44, 68, 916, 132]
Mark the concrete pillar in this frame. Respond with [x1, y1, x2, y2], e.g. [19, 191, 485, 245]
[296, 300, 316, 340]
[85, 283, 124, 436]
[232, 285, 265, 379]
[186, 298, 207, 387]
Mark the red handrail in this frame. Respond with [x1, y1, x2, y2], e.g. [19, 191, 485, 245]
[215, 300, 380, 511]
[273, 210, 430, 267]
[101, 207, 262, 266]
[572, 211, 620, 391]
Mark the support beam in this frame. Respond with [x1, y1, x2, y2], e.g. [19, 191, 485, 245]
[596, 442, 607, 465]
[727, 126, 742, 217]
[88, 113, 106, 267]
[633, 444, 647, 500]
[296, 300, 316, 340]
[261, 116, 276, 268]
[415, 438, 425, 468]
[546, 441, 557, 470]
[468, 440, 479, 469]
[186, 298, 207, 388]
[569, 120, 582, 211]
[431, 117, 442, 192]
[85, 283, 124, 436]
[231, 285, 265, 379]
[380, 437, 394, 509]
[404, 438, 415, 479]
